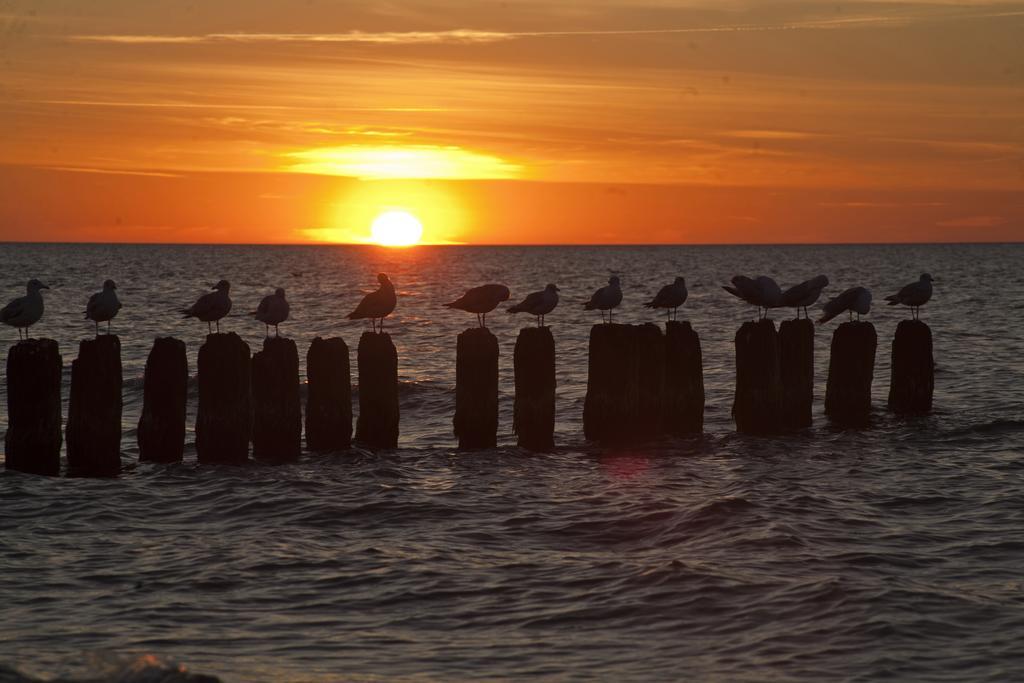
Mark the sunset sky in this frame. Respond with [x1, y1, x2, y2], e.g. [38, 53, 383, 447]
[1, 0, 1022, 244]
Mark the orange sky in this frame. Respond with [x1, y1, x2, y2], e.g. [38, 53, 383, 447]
[1, 1, 1022, 244]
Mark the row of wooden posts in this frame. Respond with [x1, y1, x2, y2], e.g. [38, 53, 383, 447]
[3, 318, 934, 476]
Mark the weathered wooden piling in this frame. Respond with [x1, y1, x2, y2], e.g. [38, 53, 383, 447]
[454, 327, 499, 449]
[513, 326, 555, 451]
[4, 339, 62, 476]
[305, 336, 352, 451]
[583, 324, 639, 443]
[66, 335, 123, 476]
[825, 321, 877, 426]
[138, 337, 187, 463]
[196, 332, 251, 463]
[732, 319, 783, 434]
[252, 336, 301, 462]
[779, 318, 814, 430]
[355, 332, 399, 449]
[888, 319, 934, 414]
[635, 323, 666, 435]
[663, 320, 704, 435]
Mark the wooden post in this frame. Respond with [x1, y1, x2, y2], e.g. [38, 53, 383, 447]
[779, 318, 814, 430]
[583, 324, 638, 443]
[513, 326, 555, 451]
[888, 320, 934, 414]
[196, 332, 251, 463]
[635, 323, 666, 436]
[454, 327, 499, 449]
[305, 336, 352, 451]
[252, 337, 301, 462]
[825, 321, 877, 426]
[732, 319, 783, 434]
[66, 335, 122, 476]
[4, 339, 62, 476]
[355, 332, 399, 449]
[663, 320, 704, 435]
[138, 337, 187, 463]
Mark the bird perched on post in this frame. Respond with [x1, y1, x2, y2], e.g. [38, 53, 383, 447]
[445, 284, 511, 328]
[252, 287, 289, 337]
[181, 280, 232, 334]
[584, 276, 622, 323]
[85, 279, 121, 335]
[885, 273, 933, 320]
[818, 286, 872, 324]
[347, 273, 396, 333]
[644, 277, 688, 321]
[2, 279, 49, 340]
[723, 275, 782, 320]
[781, 275, 829, 319]
[508, 284, 559, 327]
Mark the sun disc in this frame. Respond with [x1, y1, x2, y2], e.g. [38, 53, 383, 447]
[370, 210, 423, 247]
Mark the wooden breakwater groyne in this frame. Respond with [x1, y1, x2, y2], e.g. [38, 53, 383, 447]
[2, 318, 935, 476]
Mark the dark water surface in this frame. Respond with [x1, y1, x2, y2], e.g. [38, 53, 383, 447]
[1, 244, 1023, 682]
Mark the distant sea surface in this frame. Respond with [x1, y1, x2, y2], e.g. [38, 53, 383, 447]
[1, 243, 1023, 682]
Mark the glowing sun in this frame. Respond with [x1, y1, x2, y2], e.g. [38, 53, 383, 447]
[371, 210, 423, 247]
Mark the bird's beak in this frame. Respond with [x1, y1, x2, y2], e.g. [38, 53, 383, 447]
[555, 286, 561, 292]
[40, 284, 50, 290]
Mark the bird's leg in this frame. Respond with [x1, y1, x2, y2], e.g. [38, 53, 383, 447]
[483, 312, 487, 328]
[207, 321, 212, 334]
[275, 324, 280, 337]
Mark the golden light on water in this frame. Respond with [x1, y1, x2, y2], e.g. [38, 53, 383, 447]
[284, 145, 521, 180]
[370, 210, 423, 247]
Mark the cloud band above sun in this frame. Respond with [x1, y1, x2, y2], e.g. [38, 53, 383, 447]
[283, 145, 523, 180]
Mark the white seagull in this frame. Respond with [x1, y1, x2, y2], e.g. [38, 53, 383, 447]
[644, 277, 688, 321]
[509, 284, 559, 327]
[181, 280, 232, 333]
[723, 275, 782, 320]
[818, 286, 872, 324]
[2, 279, 49, 340]
[347, 273, 396, 333]
[781, 275, 829, 319]
[85, 279, 122, 335]
[584, 276, 623, 323]
[885, 273, 934, 320]
[445, 283, 511, 328]
[252, 287, 289, 337]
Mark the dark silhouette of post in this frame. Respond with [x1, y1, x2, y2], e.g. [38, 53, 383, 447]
[196, 332, 251, 463]
[67, 335, 122, 476]
[584, 324, 639, 443]
[888, 320, 934, 414]
[454, 327, 499, 449]
[779, 318, 814, 430]
[635, 323, 666, 435]
[663, 320, 704, 435]
[732, 319, 783, 434]
[252, 337, 301, 461]
[355, 332, 399, 449]
[825, 321, 877, 426]
[305, 337, 352, 451]
[513, 326, 555, 451]
[138, 337, 187, 463]
[5, 339, 62, 476]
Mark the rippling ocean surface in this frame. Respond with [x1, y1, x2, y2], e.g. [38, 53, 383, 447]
[1, 243, 1023, 682]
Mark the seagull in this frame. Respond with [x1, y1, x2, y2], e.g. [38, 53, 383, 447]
[2, 279, 49, 340]
[781, 275, 829, 319]
[252, 287, 289, 337]
[509, 284, 559, 327]
[885, 273, 934, 320]
[445, 284, 511, 328]
[723, 275, 782, 320]
[818, 286, 872, 324]
[85, 279, 122, 335]
[644, 277, 688, 321]
[347, 273, 396, 333]
[584, 276, 623, 323]
[181, 280, 232, 333]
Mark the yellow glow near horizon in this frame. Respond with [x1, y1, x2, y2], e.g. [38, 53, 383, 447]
[371, 210, 423, 246]
[284, 145, 522, 180]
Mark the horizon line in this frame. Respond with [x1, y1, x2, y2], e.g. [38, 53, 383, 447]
[0, 240, 1020, 248]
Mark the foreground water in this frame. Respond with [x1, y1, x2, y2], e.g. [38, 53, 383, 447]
[1, 243, 1023, 682]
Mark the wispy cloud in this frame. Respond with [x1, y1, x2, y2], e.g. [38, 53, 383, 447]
[936, 215, 1007, 228]
[44, 166, 183, 178]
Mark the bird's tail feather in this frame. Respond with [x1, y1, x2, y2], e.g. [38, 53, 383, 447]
[722, 286, 741, 298]
[180, 308, 194, 318]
